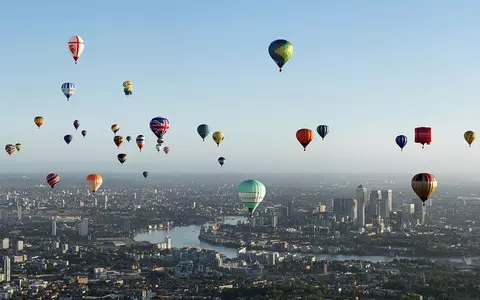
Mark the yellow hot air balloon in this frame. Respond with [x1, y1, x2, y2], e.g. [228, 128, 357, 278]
[15, 143, 22, 151]
[212, 131, 224, 147]
[34, 116, 44, 129]
[123, 81, 133, 96]
[86, 174, 103, 195]
[464, 130, 476, 147]
[411, 173, 437, 206]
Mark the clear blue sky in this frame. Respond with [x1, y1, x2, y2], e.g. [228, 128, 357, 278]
[1, 1, 480, 178]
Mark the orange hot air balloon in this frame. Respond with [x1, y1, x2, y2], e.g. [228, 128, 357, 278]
[296, 128, 314, 151]
[113, 136, 124, 149]
[86, 174, 103, 195]
[34, 116, 44, 129]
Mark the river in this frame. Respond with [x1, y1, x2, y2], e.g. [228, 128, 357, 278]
[134, 216, 475, 264]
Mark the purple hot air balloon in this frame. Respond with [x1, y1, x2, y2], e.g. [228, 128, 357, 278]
[64, 134, 73, 145]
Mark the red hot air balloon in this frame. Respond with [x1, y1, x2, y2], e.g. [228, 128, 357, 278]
[46, 173, 61, 189]
[415, 127, 432, 149]
[296, 129, 314, 151]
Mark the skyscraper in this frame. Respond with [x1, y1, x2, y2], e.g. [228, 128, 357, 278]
[381, 189, 393, 215]
[165, 236, 172, 249]
[333, 198, 357, 222]
[104, 195, 108, 210]
[79, 221, 88, 237]
[52, 220, 57, 236]
[356, 185, 368, 227]
[3, 256, 10, 282]
[287, 200, 294, 218]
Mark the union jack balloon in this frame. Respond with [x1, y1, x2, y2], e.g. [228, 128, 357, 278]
[68, 35, 84, 64]
[149, 117, 170, 139]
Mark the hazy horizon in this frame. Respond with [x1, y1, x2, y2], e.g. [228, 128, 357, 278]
[1, 1, 480, 177]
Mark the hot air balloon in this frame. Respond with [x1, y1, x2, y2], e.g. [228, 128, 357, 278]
[143, 171, 148, 179]
[296, 128, 314, 151]
[61, 83, 75, 100]
[395, 135, 408, 151]
[411, 173, 437, 206]
[64, 134, 73, 145]
[197, 124, 210, 142]
[34, 116, 44, 129]
[268, 39, 293, 72]
[126, 136, 131, 142]
[464, 131, 476, 147]
[155, 144, 161, 152]
[73, 120, 80, 130]
[68, 35, 84, 64]
[163, 146, 170, 154]
[46, 173, 60, 189]
[212, 131, 224, 147]
[123, 81, 132, 96]
[113, 136, 124, 149]
[15, 143, 22, 151]
[5, 144, 15, 156]
[136, 135, 145, 152]
[316, 125, 329, 140]
[218, 157, 225, 167]
[81, 130, 87, 137]
[238, 180, 266, 217]
[86, 174, 103, 195]
[117, 153, 127, 165]
[415, 127, 432, 149]
[149, 117, 170, 139]
[111, 124, 120, 134]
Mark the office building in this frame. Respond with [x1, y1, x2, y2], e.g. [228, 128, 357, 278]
[104, 195, 108, 210]
[332, 198, 357, 222]
[79, 221, 88, 237]
[381, 189, 393, 215]
[367, 190, 381, 221]
[16, 240, 23, 251]
[356, 185, 368, 227]
[17, 205, 22, 220]
[52, 220, 57, 236]
[271, 215, 278, 228]
[1, 238, 9, 250]
[165, 236, 172, 249]
[287, 200, 294, 217]
[3, 256, 10, 282]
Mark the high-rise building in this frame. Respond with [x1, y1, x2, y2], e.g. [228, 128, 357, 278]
[367, 190, 380, 221]
[79, 221, 88, 237]
[333, 198, 357, 221]
[271, 215, 278, 228]
[165, 236, 172, 249]
[193, 202, 196, 209]
[3, 256, 10, 282]
[381, 189, 393, 215]
[52, 220, 57, 236]
[104, 195, 108, 210]
[1, 238, 9, 250]
[16, 240, 23, 251]
[17, 205, 22, 220]
[356, 185, 368, 227]
[287, 200, 294, 217]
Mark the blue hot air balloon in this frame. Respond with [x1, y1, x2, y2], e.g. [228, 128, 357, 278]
[149, 117, 170, 139]
[64, 134, 73, 145]
[316, 125, 329, 140]
[61, 83, 75, 100]
[395, 135, 408, 151]
[197, 124, 210, 142]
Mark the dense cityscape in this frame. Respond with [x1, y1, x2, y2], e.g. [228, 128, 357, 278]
[0, 173, 479, 299]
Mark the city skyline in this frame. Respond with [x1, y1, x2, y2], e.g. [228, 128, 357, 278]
[1, 1, 480, 175]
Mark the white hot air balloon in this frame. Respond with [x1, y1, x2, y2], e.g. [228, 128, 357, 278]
[68, 35, 84, 64]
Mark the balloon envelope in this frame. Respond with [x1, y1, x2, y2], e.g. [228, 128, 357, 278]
[126, 136, 131, 142]
[117, 153, 127, 164]
[415, 127, 432, 149]
[212, 131, 224, 147]
[143, 171, 148, 178]
[86, 174, 103, 194]
[46, 173, 60, 189]
[111, 124, 120, 134]
[73, 120, 80, 130]
[149, 117, 170, 139]
[218, 157, 226, 166]
[296, 129, 314, 151]
[136, 135, 145, 151]
[464, 131, 476, 147]
[62, 83, 75, 100]
[395, 135, 408, 151]
[268, 39, 293, 72]
[114, 136, 124, 148]
[5, 144, 15, 156]
[15, 143, 22, 151]
[411, 173, 437, 206]
[34, 116, 44, 128]
[64, 135, 73, 145]
[68, 35, 84, 64]
[81, 130, 87, 137]
[197, 124, 210, 141]
[238, 180, 266, 216]
[316, 125, 329, 140]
